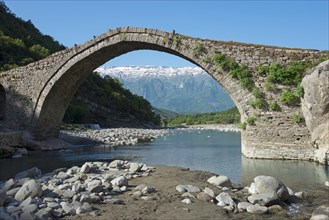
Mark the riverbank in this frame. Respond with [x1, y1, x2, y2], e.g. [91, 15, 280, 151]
[0, 161, 328, 220]
[60, 124, 240, 148]
[184, 124, 240, 132]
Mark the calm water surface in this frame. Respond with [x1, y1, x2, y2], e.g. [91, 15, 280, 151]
[1, 129, 328, 192]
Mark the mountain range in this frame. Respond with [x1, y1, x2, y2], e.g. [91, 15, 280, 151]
[96, 66, 235, 114]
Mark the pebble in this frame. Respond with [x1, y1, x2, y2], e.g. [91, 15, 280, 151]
[325, 181, 329, 187]
[246, 204, 268, 214]
[197, 192, 213, 202]
[181, 198, 192, 204]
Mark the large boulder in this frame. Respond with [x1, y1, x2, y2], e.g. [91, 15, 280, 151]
[15, 167, 42, 180]
[14, 179, 42, 201]
[207, 175, 232, 187]
[301, 60, 329, 164]
[253, 176, 289, 202]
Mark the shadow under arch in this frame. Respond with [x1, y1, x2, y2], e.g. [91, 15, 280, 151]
[0, 84, 6, 121]
[30, 37, 247, 140]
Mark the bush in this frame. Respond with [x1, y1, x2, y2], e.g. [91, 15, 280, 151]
[238, 122, 247, 130]
[294, 84, 304, 98]
[266, 61, 312, 86]
[193, 43, 205, 56]
[280, 90, 299, 105]
[263, 80, 275, 91]
[292, 114, 303, 124]
[269, 102, 281, 111]
[246, 116, 256, 125]
[252, 87, 263, 98]
[257, 65, 270, 76]
[249, 98, 266, 109]
[212, 52, 255, 91]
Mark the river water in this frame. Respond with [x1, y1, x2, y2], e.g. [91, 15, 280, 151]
[0, 129, 328, 193]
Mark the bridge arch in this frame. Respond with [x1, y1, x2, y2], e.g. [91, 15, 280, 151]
[0, 84, 5, 121]
[29, 28, 251, 139]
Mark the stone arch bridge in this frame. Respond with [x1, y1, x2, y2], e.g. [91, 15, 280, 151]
[0, 27, 327, 163]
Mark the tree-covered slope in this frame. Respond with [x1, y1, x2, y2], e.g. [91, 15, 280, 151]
[64, 73, 160, 127]
[0, 1, 65, 71]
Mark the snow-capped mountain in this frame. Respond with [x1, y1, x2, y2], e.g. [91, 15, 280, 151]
[96, 66, 206, 78]
[95, 66, 235, 114]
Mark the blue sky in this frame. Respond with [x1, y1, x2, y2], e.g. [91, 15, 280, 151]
[4, 0, 329, 67]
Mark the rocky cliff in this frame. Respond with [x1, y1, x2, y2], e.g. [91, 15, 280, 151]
[301, 60, 329, 164]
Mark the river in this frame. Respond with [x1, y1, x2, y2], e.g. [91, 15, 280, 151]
[1, 129, 328, 193]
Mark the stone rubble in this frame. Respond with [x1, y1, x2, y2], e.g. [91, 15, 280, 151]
[61, 128, 171, 147]
[175, 174, 323, 217]
[0, 160, 155, 219]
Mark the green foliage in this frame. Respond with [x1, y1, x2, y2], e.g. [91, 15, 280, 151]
[63, 73, 161, 126]
[269, 102, 281, 111]
[292, 113, 303, 124]
[192, 42, 205, 57]
[266, 61, 312, 86]
[172, 35, 181, 45]
[237, 122, 247, 130]
[249, 98, 266, 109]
[213, 52, 255, 91]
[168, 107, 240, 126]
[257, 65, 270, 76]
[60, 124, 88, 131]
[246, 115, 256, 125]
[29, 44, 49, 58]
[64, 100, 89, 123]
[263, 80, 275, 91]
[0, 2, 65, 71]
[280, 89, 299, 105]
[252, 87, 263, 98]
[294, 84, 304, 98]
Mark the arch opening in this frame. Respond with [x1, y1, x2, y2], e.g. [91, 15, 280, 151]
[30, 39, 245, 140]
[0, 84, 6, 121]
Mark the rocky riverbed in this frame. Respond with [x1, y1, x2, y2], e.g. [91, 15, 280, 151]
[60, 128, 171, 147]
[0, 161, 328, 220]
[60, 125, 240, 148]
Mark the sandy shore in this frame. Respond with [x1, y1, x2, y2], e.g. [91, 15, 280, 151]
[64, 166, 328, 220]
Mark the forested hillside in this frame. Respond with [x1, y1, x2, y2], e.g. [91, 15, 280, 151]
[0, 2, 65, 71]
[0, 2, 160, 128]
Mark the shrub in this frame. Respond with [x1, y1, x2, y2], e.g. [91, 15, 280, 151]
[257, 65, 270, 76]
[294, 84, 304, 98]
[264, 80, 275, 91]
[249, 98, 266, 109]
[266, 61, 312, 86]
[292, 114, 303, 124]
[252, 87, 263, 98]
[269, 102, 281, 111]
[238, 122, 247, 130]
[280, 90, 299, 105]
[212, 53, 226, 64]
[212, 52, 255, 91]
[246, 116, 256, 125]
[193, 43, 205, 56]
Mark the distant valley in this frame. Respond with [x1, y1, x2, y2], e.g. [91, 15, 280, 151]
[96, 66, 235, 114]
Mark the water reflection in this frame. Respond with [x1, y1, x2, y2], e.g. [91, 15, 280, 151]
[241, 156, 329, 191]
